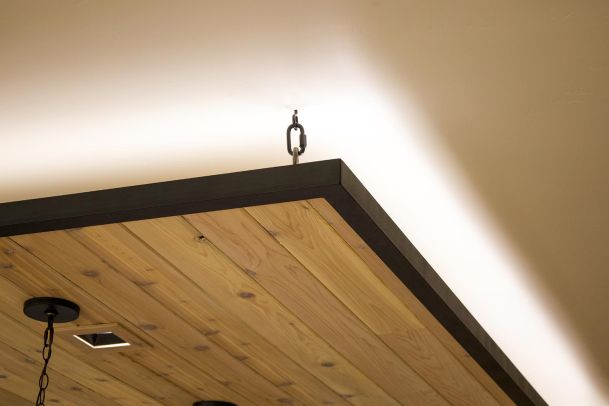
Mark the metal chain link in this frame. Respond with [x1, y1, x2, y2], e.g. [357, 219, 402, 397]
[36, 313, 55, 406]
[286, 109, 306, 164]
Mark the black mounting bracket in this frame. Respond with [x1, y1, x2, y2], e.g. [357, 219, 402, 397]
[23, 297, 80, 323]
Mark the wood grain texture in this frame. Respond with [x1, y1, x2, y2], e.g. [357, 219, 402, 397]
[0, 337, 120, 406]
[71, 222, 348, 406]
[124, 216, 403, 406]
[0, 387, 31, 406]
[186, 209, 447, 405]
[0, 198, 516, 405]
[0, 236, 246, 406]
[0, 158, 540, 406]
[0, 352, 76, 406]
[0, 276, 164, 406]
[246, 201, 499, 406]
[10, 231, 279, 405]
[309, 197, 516, 406]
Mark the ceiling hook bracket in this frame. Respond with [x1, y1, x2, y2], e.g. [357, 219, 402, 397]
[286, 109, 307, 165]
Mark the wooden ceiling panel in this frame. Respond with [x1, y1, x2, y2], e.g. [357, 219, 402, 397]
[307, 198, 515, 406]
[0, 204, 495, 405]
[0, 387, 30, 406]
[0, 160, 544, 405]
[0, 239, 204, 406]
[244, 201, 499, 405]
[122, 216, 403, 405]
[187, 208, 445, 404]
[71, 221, 350, 406]
[11, 231, 276, 405]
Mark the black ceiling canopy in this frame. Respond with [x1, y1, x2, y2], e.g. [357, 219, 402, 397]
[0, 159, 546, 406]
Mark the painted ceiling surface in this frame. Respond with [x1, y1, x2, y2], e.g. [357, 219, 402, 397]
[1, 1, 608, 405]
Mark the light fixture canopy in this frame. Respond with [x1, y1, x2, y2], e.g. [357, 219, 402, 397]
[23, 297, 80, 323]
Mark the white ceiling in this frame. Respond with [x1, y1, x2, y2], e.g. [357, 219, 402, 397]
[1, 1, 608, 404]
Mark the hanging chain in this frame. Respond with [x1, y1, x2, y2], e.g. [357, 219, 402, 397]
[36, 311, 56, 406]
[286, 109, 307, 165]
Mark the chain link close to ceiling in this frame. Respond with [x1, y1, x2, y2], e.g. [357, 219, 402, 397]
[286, 109, 307, 165]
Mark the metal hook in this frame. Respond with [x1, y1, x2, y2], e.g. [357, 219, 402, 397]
[292, 109, 299, 125]
[286, 110, 306, 159]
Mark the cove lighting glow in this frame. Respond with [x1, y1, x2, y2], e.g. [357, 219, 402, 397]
[1, 2, 606, 404]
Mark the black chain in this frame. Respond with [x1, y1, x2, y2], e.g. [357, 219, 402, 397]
[36, 312, 56, 406]
[286, 109, 307, 158]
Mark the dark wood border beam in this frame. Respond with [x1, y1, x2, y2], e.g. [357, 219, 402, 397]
[0, 159, 546, 405]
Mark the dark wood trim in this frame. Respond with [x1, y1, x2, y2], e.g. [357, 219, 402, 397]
[0, 159, 545, 405]
[332, 161, 546, 406]
[0, 160, 341, 237]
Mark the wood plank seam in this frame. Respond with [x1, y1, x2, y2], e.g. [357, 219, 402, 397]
[239, 209, 450, 406]
[4, 236, 255, 406]
[149, 215, 403, 406]
[245, 201, 498, 405]
[0, 260, 180, 405]
[0, 337, 124, 406]
[106, 222, 349, 406]
[0, 243, 195, 399]
[188, 209, 456, 405]
[307, 197, 515, 406]
[62, 230, 290, 405]
[177, 216, 393, 406]
[298, 199, 498, 404]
